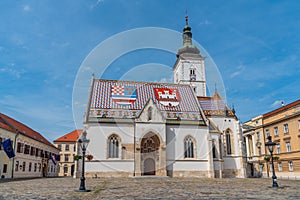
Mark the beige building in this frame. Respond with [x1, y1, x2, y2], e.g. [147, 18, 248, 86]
[243, 99, 300, 179]
[0, 119, 16, 179]
[53, 130, 82, 176]
[0, 113, 59, 178]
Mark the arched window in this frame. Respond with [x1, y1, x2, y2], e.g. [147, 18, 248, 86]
[212, 139, 217, 159]
[190, 68, 196, 81]
[121, 147, 126, 159]
[226, 130, 232, 155]
[148, 107, 152, 121]
[184, 136, 195, 158]
[108, 135, 120, 158]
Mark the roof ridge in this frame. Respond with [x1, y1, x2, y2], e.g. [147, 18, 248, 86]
[95, 79, 192, 87]
[0, 113, 56, 148]
[263, 99, 300, 118]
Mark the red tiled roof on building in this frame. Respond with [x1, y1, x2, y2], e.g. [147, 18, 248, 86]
[54, 129, 83, 142]
[0, 113, 55, 148]
[263, 99, 300, 118]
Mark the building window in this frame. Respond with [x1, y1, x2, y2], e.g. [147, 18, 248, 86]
[65, 154, 70, 162]
[226, 131, 232, 155]
[274, 127, 278, 136]
[57, 144, 61, 150]
[22, 162, 26, 172]
[30, 147, 35, 156]
[190, 68, 196, 81]
[258, 147, 262, 156]
[278, 162, 283, 172]
[45, 151, 49, 158]
[35, 148, 39, 157]
[266, 129, 270, 138]
[288, 161, 294, 172]
[38, 164, 41, 172]
[63, 165, 68, 174]
[34, 163, 37, 172]
[256, 132, 260, 141]
[276, 144, 280, 154]
[121, 147, 126, 159]
[29, 162, 32, 172]
[17, 142, 24, 153]
[212, 140, 217, 159]
[108, 135, 119, 158]
[286, 142, 291, 152]
[40, 150, 44, 158]
[73, 144, 76, 152]
[3, 164, 7, 173]
[65, 144, 69, 151]
[184, 136, 195, 158]
[148, 107, 152, 121]
[24, 144, 30, 154]
[284, 124, 289, 134]
[15, 161, 19, 172]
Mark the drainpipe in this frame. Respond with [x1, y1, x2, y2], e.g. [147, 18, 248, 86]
[133, 120, 136, 176]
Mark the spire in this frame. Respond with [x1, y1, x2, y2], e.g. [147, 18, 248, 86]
[185, 9, 189, 26]
[177, 13, 200, 57]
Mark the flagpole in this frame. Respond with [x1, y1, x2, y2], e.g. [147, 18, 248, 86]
[11, 132, 20, 179]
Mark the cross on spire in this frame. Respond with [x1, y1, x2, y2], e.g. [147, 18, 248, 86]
[185, 9, 189, 26]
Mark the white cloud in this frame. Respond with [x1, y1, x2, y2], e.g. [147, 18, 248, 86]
[230, 65, 245, 78]
[270, 100, 284, 108]
[23, 5, 30, 12]
[0, 67, 26, 79]
[198, 20, 211, 26]
[90, 0, 104, 10]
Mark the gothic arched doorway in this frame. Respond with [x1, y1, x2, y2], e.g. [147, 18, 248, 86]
[144, 158, 155, 175]
[141, 133, 160, 176]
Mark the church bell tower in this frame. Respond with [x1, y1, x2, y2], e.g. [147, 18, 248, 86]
[173, 15, 206, 97]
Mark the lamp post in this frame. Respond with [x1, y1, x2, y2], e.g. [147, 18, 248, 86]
[265, 136, 279, 188]
[77, 130, 90, 192]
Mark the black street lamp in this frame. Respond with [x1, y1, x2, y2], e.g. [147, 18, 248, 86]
[76, 130, 90, 192]
[265, 136, 279, 188]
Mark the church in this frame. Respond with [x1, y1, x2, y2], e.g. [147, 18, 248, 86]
[83, 17, 246, 178]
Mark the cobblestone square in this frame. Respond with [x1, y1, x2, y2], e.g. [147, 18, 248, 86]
[0, 177, 300, 199]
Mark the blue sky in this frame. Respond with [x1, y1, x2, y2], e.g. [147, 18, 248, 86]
[1, 0, 299, 142]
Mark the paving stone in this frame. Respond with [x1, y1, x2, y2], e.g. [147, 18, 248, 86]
[0, 177, 299, 199]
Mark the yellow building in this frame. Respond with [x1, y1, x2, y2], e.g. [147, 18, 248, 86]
[53, 130, 82, 177]
[0, 113, 59, 178]
[243, 99, 300, 179]
[0, 120, 16, 178]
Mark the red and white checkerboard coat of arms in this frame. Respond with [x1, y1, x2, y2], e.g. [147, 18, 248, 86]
[111, 85, 137, 106]
[154, 88, 180, 107]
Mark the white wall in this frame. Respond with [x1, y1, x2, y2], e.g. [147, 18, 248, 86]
[166, 124, 209, 160]
[86, 123, 134, 160]
[86, 161, 134, 172]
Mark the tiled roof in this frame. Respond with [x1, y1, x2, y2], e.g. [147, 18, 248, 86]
[198, 92, 235, 117]
[88, 79, 204, 121]
[54, 129, 83, 142]
[0, 113, 55, 148]
[263, 99, 300, 118]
